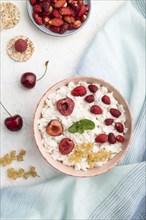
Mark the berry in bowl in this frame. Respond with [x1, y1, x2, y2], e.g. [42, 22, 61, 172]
[27, 0, 91, 36]
[33, 77, 132, 177]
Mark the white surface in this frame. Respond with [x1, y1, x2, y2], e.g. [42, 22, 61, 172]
[0, 0, 125, 186]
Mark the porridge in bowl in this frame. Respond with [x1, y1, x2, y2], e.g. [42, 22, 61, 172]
[38, 81, 128, 171]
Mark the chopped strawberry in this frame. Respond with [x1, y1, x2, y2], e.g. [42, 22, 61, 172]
[33, 4, 42, 13]
[52, 9, 62, 19]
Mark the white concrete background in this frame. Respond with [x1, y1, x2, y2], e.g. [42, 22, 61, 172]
[0, 0, 125, 186]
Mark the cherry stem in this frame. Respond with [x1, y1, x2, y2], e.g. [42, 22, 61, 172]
[37, 60, 49, 81]
[0, 101, 12, 116]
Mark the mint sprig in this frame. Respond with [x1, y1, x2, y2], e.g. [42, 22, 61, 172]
[68, 119, 95, 134]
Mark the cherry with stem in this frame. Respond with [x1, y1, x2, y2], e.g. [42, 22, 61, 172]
[0, 101, 23, 131]
[21, 60, 49, 89]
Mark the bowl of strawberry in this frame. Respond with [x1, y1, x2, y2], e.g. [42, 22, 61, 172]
[27, 0, 91, 36]
[33, 76, 133, 177]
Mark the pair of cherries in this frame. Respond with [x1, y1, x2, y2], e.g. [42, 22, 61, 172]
[1, 60, 49, 132]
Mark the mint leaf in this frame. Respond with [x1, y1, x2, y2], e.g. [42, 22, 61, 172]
[68, 123, 77, 133]
[80, 119, 95, 130]
[68, 119, 95, 134]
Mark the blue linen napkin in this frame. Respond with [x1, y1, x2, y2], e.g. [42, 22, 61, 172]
[1, 1, 145, 219]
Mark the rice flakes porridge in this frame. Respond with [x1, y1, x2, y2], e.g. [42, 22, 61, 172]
[38, 81, 128, 171]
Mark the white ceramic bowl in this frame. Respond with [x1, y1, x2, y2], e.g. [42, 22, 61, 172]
[33, 76, 133, 177]
[27, 0, 91, 37]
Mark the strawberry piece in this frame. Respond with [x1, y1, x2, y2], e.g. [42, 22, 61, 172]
[84, 95, 94, 103]
[88, 84, 98, 93]
[110, 108, 121, 118]
[116, 135, 125, 143]
[73, 20, 81, 29]
[49, 18, 64, 26]
[60, 22, 69, 34]
[78, 0, 83, 7]
[64, 16, 75, 23]
[52, 9, 62, 18]
[33, 4, 42, 13]
[115, 122, 124, 133]
[43, 16, 50, 24]
[95, 134, 108, 143]
[46, 23, 51, 29]
[33, 12, 43, 25]
[104, 118, 114, 126]
[80, 14, 87, 22]
[102, 95, 111, 105]
[30, 0, 37, 6]
[42, 1, 50, 12]
[108, 133, 116, 144]
[90, 105, 102, 114]
[78, 5, 86, 17]
[70, 3, 80, 15]
[57, 98, 74, 115]
[49, 26, 60, 33]
[59, 7, 73, 15]
[59, 138, 74, 155]
[54, 0, 66, 8]
[71, 86, 87, 96]
[68, 23, 74, 30]
[85, 4, 90, 11]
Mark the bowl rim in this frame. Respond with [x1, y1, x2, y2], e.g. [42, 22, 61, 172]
[33, 76, 133, 177]
[26, 0, 91, 37]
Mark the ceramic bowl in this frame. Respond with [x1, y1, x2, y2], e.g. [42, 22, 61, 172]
[33, 76, 133, 177]
[27, 0, 91, 37]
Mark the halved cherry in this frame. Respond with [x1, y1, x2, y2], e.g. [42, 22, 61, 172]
[59, 138, 74, 155]
[57, 98, 74, 116]
[46, 120, 63, 136]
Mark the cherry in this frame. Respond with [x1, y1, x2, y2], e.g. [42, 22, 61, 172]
[5, 115, 23, 131]
[21, 72, 36, 88]
[0, 102, 23, 131]
[21, 60, 49, 89]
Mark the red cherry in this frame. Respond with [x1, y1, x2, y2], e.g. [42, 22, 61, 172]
[104, 118, 114, 126]
[95, 134, 108, 143]
[108, 133, 116, 144]
[90, 105, 102, 114]
[21, 72, 36, 89]
[20, 61, 49, 89]
[110, 108, 121, 118]
[115, 122, 124, 133]
[59, 138, 74, 155]
[88, 84, 98, 93]
[84, 95, 94, 103]
[102, 95, 111, 105]
[1, 102, 23, 132]
[116, 135, 125, 142]
[4, 115, 23, 131]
